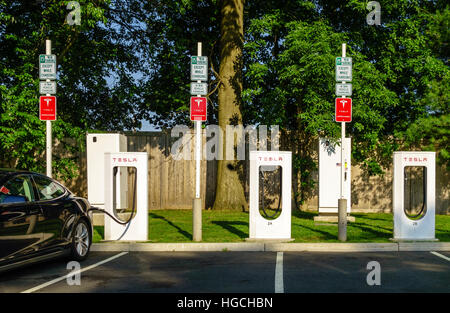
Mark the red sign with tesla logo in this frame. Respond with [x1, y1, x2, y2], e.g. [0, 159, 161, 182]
[190, 97, 207, 121]
[335, 97, 352, 122]
[39, 96, 57, 121]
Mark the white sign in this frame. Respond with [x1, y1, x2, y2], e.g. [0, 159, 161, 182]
[336, 57, 352, 82]
[39, 81, 57, 94]
[190, 56, 208, 81]
[190, 82, 208, 95]
[249, 151, 292, 239]
[104, 152, 149, 241]
[393, 151, 436, 241]
[336, 83, 352, 96]
[39, 54, 57, 80]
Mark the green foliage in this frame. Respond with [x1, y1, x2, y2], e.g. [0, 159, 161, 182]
[138, 0, 221, 128]
[0, 0, 144, 179]
[243, 0, 449, 202]
[1, 0, 447, 198]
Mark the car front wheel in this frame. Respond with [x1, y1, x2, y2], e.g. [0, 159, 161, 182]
[70, 219, 91, 261]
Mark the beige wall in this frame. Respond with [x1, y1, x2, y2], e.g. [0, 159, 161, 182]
[62, 132, 449, 215]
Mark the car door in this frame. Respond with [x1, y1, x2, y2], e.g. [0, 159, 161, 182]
[0, 175, 43, 264]
[32, 174, 72, 250]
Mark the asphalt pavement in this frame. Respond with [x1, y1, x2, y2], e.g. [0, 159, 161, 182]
[0, 251, 449, 293]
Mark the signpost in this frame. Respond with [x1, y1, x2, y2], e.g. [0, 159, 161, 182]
[335, 44, 352, 242]
[39, 40, 56, 178]
[191, 43, 208, 242]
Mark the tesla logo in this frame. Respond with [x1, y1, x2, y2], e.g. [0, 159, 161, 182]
[403, 157, 428, 162]
[112, 157, 137, 163]
[258, 156, 283, 162]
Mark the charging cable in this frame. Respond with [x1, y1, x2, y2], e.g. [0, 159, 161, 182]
[87, 167, 137, 240]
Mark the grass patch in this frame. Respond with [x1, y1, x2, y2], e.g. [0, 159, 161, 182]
[92, 210, 450, 243]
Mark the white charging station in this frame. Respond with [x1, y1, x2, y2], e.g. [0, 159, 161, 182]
[249, 151, 292, 240]
[393, 151, 436, 241]
[104, 152, 148, 241]
[87, 133, 128, 210]
[318, 138, 351, 213]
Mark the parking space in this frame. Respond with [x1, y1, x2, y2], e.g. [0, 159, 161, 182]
[0, 251, 448, 293]
[0, 252, 121, 293]
[1, 252, 278, 293]
[283, 252, 450, 293]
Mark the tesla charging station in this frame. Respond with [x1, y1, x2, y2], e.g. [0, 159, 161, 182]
[318, 138, 351, 213]
[87, 133, 128, 210]
[393, 151, 436, 241]
[104, 152, 148, 241]
[249, 151, 292, 240]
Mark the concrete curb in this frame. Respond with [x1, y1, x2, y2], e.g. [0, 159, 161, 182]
[90, 242, 450, 252]
[130, 242, 265, 252]
[265, 243, 399, 252]
[90, 242, 265, 252]
[398, 242, 450, 251]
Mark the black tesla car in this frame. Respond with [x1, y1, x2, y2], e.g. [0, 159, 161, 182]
[0, 169, 93, 272]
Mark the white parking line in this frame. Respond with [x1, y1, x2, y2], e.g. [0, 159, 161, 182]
[275, 252, 284, 293]
[430, 251, 450, 262]
[21, 252, 128, 293]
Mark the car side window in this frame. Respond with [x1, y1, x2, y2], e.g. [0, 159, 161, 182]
[0, 175, 35, 204]
[33, 175, 65, 200]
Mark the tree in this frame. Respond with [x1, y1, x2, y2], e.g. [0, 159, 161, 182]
[3, 0, 446, 210]
[138, 0, 221, 128]
[213, 0, 247, 210]
[138, 0, 448, 208]
[140, 0, 248, 210]
[243, 0, 449, 205]
[0, 0, 145, 179]
[313, 0, 449, 170]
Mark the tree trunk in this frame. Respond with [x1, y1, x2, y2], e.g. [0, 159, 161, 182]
[213, 0, 248, 211]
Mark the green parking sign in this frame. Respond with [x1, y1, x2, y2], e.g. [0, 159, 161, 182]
[191, 56, 208, 81]
[336, 57, 352, 82]
[39, 54, 57, 80]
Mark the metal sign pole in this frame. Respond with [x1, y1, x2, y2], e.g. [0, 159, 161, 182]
[192, 42, 203, 242]
[195, 42, 202, 199]
[45, 39, 52, 178]
[338, 43, 347, 241]
[340, 43, 346, 200]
